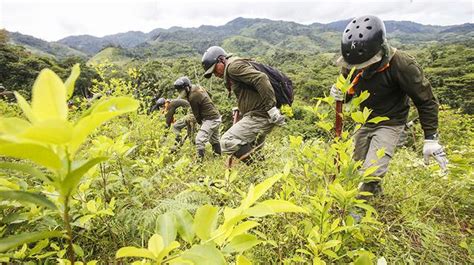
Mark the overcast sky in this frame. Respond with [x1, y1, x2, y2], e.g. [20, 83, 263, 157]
[0, 0, 472, 41]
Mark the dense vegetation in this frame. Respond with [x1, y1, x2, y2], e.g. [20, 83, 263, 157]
[0, 21, 473, 264]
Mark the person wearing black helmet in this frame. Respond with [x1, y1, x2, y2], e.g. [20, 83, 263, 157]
[330, 15, 448, 197]
[149, 96, 196, 144]
[202, 46, 285, 164]
[173, 76, 221, 160]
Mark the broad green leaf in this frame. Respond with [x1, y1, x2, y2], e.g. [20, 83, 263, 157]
[228, 221, 259, 241]
[65, 64, 80, 99]
[0, 190, 56, 209]
[322, 240, 341, 250]
[156, 212, 177, 247]
[0, 117, 30, 135]
[0, 231, 63, 252]
[194, 205, 218, 241]
[156, 241, 180, 262]
[0, 162, 49, 183]
[31, 69, 67, 121]
[29, 239, 49, 256]
[61, 157, 107, 197]
[223, 234, 262, 253]
[68, 97, 139, 156]
[148, 234, 164, 257]
[236, 255, 252, 265]
[115, 246, 155, 260]
[368, 116, 390, 124]
[180, 244, 225, 265]
[13, 92, 36, 123]
[363, 166, 380, 177]
[241, 174, 281, 209]
[19, 119, 73, 144]
[245, 200, 308, 217]
[174, 209, 195, 244]
[0, 143, 61, 171]
[354, 252, 372, 265]
[351, 111, 365, 124]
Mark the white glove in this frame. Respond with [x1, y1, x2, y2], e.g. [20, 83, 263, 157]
[423, 140, 448, 170]
[267, 107, 286, 126]
[330, 84, 344, 101]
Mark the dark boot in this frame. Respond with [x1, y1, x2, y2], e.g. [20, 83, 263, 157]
[233, 144, 253, 165]
[357, 181, 383, 200]
[197, 149, 205, 162]
[212, 143, 222, 156]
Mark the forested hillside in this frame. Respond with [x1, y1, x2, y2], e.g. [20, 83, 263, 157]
[0, 17, 473, 264]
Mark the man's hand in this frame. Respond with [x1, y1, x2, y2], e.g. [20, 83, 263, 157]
[330, 84, 344, 101]
[267, 107, 286, 126]
[423, 140, 448, 170]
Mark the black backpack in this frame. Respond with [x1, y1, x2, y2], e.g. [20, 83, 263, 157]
[248, 61, 294, 108]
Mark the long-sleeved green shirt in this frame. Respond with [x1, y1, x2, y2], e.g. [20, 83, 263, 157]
[165, 99, 190, 127]
[186, 85, 220, 124]
[345, 49, 439, 137]
[224, 57, 276, 117]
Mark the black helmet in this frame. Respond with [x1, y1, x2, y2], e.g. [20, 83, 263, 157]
[341, 15, 386, 65]
[202, 46, 227, 78]
[156, 97, 166, 107]
[174, 76, 192, 90]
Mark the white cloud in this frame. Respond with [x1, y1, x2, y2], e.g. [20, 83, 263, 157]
[0, 0, 472, 41]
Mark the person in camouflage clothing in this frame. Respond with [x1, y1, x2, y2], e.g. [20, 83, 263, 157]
[173, 76, 222, 160]
[330, 15, 448, 197]
[149, 97, 197, 144]
[201, 46, 285, 164]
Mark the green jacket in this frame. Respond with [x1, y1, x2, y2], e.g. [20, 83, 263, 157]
[224, 57, 276, 117]
[186, 85, 220, 124]
[344, 48, 439, 137]
[165, 99, 190, 127]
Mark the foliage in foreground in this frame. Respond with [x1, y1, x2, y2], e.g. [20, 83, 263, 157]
[0, 62, 472, 264]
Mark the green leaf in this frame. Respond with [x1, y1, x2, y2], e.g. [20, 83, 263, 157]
[223, 234, 262, 253]
[351, 111, 365, 124]
[156, 241, 180, 262]
[174, 209, 195, 244]
[30, 69, 68, 122]
[241, 174, 281, 209]
[61, 157, 107, 197]
[0, 143, 61, 171]
[354, 252, 372, 265]
[147, 234, 164, 257]
[245, 200, 308, 217]
[363, 166, 380, 177]
[0, 190, 56, 209]
[156, 212, 177, 247]
[0, 117, 30, 135]
[236, 255, 252, 265]
[0, 231, 63, 252]
[180, 244, 225, 265]
[322, 240, 341, 250]
[115, 246, 155, 260]
[367, 116, 389, 124]
[13, 92, 36, 123]
[19, 119, 73, 144]
[68, 97, 139, 157]
[0, 162, 49, 183]
[228, 221, 259, 241]
[65, 64, 80, 100]
[194, 205, 218, 241]
[376, 148, 386, 159]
